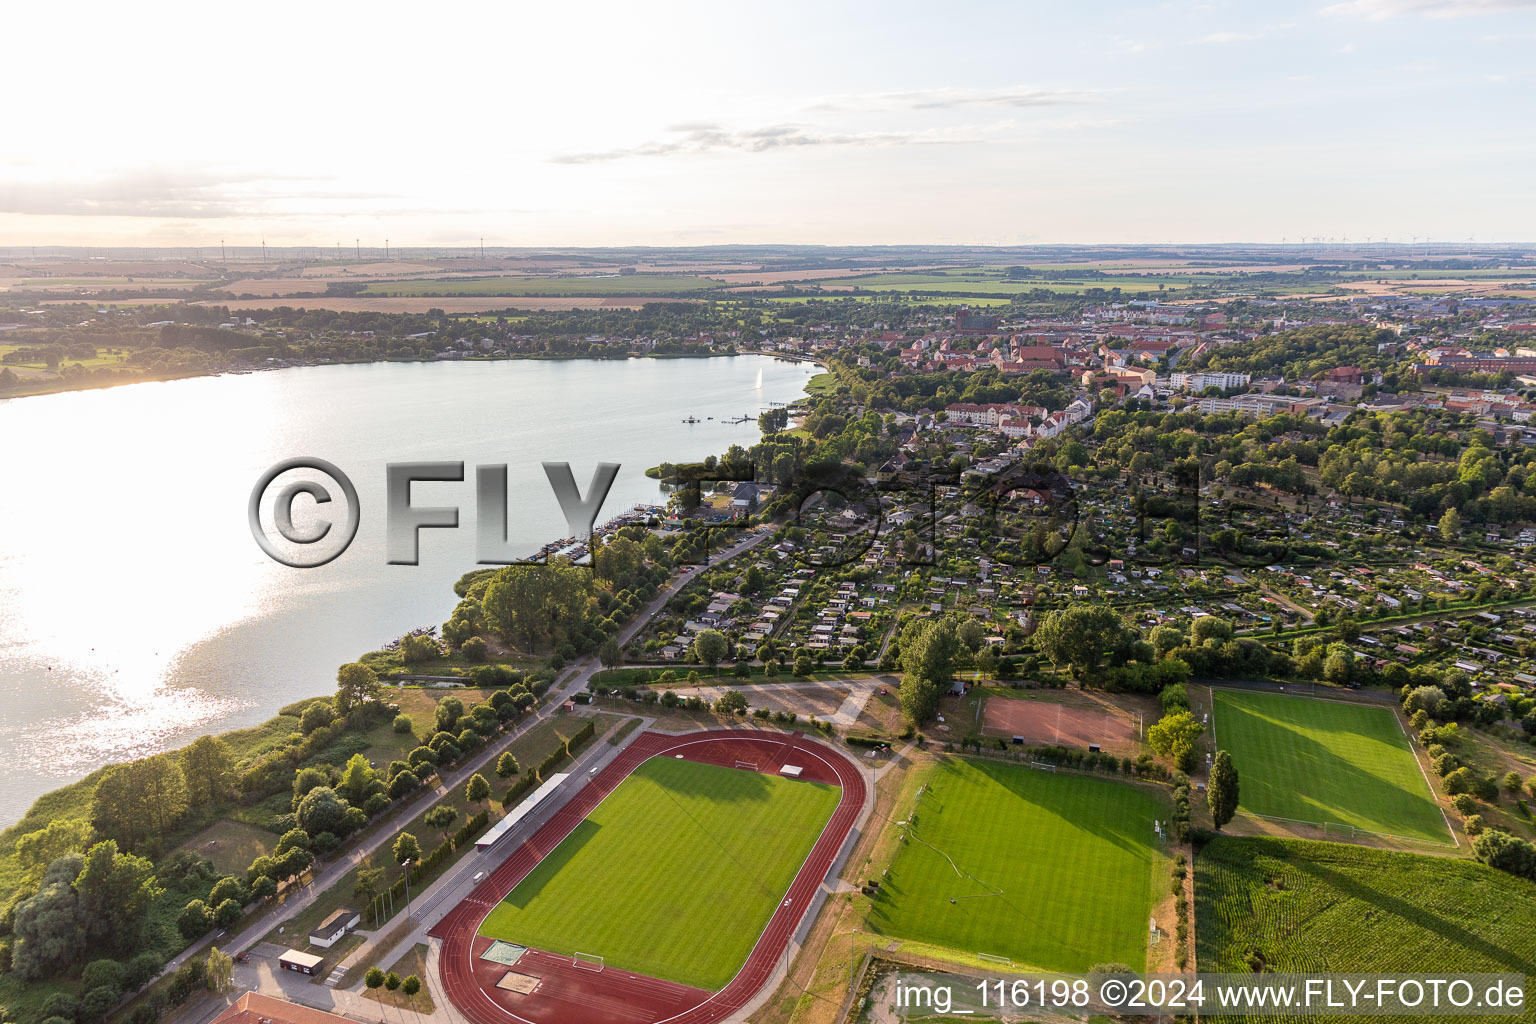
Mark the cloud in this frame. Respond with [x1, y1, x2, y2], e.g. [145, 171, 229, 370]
[550, 123, 958, 164]
[0, 168, 384, 219]
[1196, 31, 1264, 43]
[1322, 0, 1536, 18]
[807, 85, 1088, 113]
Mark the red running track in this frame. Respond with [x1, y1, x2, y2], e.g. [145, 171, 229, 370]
[430, 728, 866, 1024]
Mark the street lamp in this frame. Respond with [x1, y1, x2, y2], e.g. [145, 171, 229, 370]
[402, 860, 413, 929]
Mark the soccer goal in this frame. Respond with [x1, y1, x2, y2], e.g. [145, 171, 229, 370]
[733, 759, 759, 771]
[1029, 761, 1057, 773]
[976, 952, 1012, 965]
[573, 952, 605, 972]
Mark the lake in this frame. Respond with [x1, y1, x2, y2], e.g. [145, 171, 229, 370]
[0, 354, 818, 828]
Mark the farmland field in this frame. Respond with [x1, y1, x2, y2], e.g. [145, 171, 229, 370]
[361, 273, 726, 296]
[477, 756, 839, 990]
[865, 757, 1168, 971]
[1197, 835, 1536, 981]
[1213, 690, 1448, 843]
[802, 267, 1325, 296]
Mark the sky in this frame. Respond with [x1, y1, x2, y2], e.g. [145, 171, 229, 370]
[2, 0, 1534, 248]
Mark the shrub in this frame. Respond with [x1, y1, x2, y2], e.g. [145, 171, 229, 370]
[81, 986, 120, 1021]
[42, 994, 79, 1023]
[393, 714, 414, 734]
[1465, 814, 1486, 836]
[81, 959, 127, 994]
[1452, 793, 1477, 816]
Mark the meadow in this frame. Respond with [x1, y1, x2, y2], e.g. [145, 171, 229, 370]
[864, 757, 1168, 972]
[1212, 690, 1449, 843]
[1197, 835, 1536, 980]
[477, 756, 840, 990]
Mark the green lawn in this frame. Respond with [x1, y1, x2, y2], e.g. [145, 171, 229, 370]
[866, 758, 1168, 971]
[477, 756, 840, 990]
[1198, 835, 1536, 979]
[1212, 690, 1449, 843]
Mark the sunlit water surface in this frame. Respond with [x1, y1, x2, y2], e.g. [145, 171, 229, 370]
[0, 355, 816, 827]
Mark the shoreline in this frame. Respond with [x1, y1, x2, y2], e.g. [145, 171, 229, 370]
[0, 348, 832, 403]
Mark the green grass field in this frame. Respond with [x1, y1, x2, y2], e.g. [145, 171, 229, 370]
[361, 274, 724, 296]
[477, 756, 839, 990]
[1212, 690, 1448, 843]
[1198, 835, 1536, 980]
[866, 758, 1168, 971]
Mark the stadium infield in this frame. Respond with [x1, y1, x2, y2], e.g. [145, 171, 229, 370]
[477, 755, 840, 989]
[1212, 689, 1449, 844]
[430, 728, 865, 1024]
[865, 757, 1169, 971]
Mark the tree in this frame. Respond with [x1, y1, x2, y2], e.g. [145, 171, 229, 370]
[178, 900, 213, 941]
[424, 805, 459, 844]
[481, 564, 596, 652]
[11, 855, 86, 980]
[75, 840, 162, 954]
[898, 617, 959, 726]
[213, 897, 241, 928]
[693, 629, 728, 674]
[335, 662, 381, 715]
[385, 972, 401, 991]
[365, 967, 385, 990]
[599, 638, 623, 668]
[401, 975, 422, 997]
[340, 753, 380, 805]
[392, 832, 421, 867]
[1404, 685, 1449, 716]
[179, 736, 235, 805]
[91, 757, 188, 851]
[353, 866, 386, 905]
[15, 820, 94, 874]
[715, 690, 748, 714]
[1208, 750, 1239, 829]
[205, 948, 234, 994]
[466, 773, 492, 806]
[1439, 507, 1461, 542]
[1033, 606, 1135, 679]
[1148, 712, 1204, 761]
[793, 652, 814, 677]
[296, 787, 348, 837]
[496, 752, 520, 779]
[1503, 771, 1524, 794]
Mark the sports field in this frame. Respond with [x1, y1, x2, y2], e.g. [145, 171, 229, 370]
[1212, 690, 1448, 843]
[477, 756, 839, 990]
[866, 758, 1168, 971]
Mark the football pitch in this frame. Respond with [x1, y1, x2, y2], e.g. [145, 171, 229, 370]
[476, 756, 840, 990]
[866, 758, 1168, 971]
[1212, 690, 1449, 843]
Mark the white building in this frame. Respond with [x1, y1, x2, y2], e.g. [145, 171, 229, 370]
[1170, 370, 1251, 391]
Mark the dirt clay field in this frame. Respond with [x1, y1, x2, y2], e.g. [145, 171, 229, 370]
[980, 688, 1150, 755]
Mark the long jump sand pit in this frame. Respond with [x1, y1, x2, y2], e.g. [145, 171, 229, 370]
[981, 688, 1148, 755]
